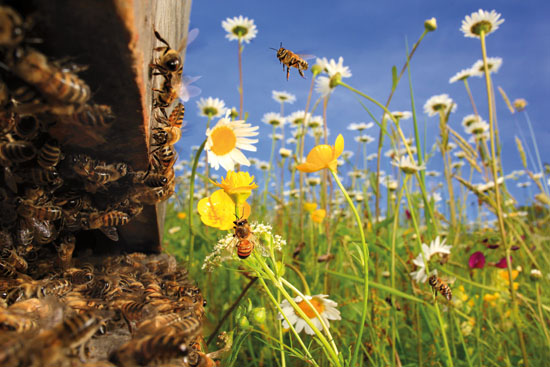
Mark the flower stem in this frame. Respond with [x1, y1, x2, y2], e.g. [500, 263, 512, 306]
[188, 138, 207, 263]
[330, 169, 368, 367]
[480, 30, 529, 367]
[238, 39, 243, 120]
[263, 125, 277, 211]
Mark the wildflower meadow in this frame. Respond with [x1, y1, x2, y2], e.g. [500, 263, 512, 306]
[164, 6, 549, 367]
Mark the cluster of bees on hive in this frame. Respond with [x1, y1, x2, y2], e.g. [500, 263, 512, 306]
[0, 4, 221, 367]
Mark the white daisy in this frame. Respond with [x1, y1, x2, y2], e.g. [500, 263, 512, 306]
[469, 131, 490, 143]
[286, 137, 297, 145]
[278, 294, 341, 335]
[461, 114, 483, 129]
[316, 57, 352, 78]
[454, 151, 466, 159]
[471, 57, 503, 75]
[347, 122, 374, 131]
[272, 90, 296, 104]
[205, 112, 259, 171]
[410, 237, 451, 283]
[367, 153, 378, 161]
[287, 110, 312, 126]
[256, 160, 270, 170]
[452, 161, 465, 169]
[307, 115, 323, 129]
[228, 106, 239, 119]
[262, 112, 285, 127]
[466, 120, 489, 135]
[269, 133, 283, 141]
[449, 68, 477, 83]
[341, 150, 354, 160]
[517, 182, 531, 188]
[347, 170, 363, 178]
[389, 111, 412, 121]
[306, 177, 321, 186]
[392, 156, 426, 175]
[354, 135, 375, 144]
[461, 9, 504, 39]
[197, 97, 227, 118]
[430, 192, 442, 203]
[221, 15, 258, 44]
[314, 76, 333, 97]
[279, 147, 292, 158]
[423, 94, 457, 117]
[308, 126, 328, 139]
[426, 170, 440, 177]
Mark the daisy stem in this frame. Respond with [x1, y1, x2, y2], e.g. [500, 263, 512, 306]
[187, 138, 207, 263]
[263, 125, 277, 210]
[439, 112, 457, 230]
[256, 276, 318, 367]
[480, 30, 529, 367]
[523, 110, 550, 196]
[330, 169, 368, 367]
[462, 79, 480, 118]
[390, 175, 409, 366]
[253, 251, 340, 366]
[238, 39, 243, 120]
[338, 80, 438, 232]
[403, 182, 454, 367]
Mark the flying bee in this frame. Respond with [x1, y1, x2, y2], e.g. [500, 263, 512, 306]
[271, 43, 313, 80]
[37, 139, 62, 169]
[0, 140, 36, 164]
[231, 217, 258, 259]
[16, 199, 62, 220]
[10, 48, 91, 107]
[0, 6, 25, 47]
[428, 275, 453, 301]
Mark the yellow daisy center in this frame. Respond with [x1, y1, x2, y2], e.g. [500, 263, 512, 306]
[297, 298, 325, 319]
[210, 126, 237, 155]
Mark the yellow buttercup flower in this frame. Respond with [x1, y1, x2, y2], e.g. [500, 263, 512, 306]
[297, 134, 344, 173]
[304, 202, 318, 213]
[311, 209, 326, 223]
[211, 171, 258, 207]
[197, 189, 250, 230]
[177, 212, 187, 220]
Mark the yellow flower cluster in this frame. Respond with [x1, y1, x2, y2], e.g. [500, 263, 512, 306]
[197, 171, 256, 230]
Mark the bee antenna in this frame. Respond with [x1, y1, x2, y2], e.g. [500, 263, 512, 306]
[269, 47, 278, 51]
[280, 42, 283, 48]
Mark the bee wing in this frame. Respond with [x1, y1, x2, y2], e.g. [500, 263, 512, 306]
[177, 27, 199, 53]
[28, 217, 52, 238]
[178, 75, 202, 103]
[297, 54, 316, 60]
[3, 167, 18, 193]
[99, 226, 119, 242]
[441, 276, 456, 285]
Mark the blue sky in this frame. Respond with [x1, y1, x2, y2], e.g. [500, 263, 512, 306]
[177, 0, 550, 211]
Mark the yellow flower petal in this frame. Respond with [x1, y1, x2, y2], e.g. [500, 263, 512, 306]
[311, 209, 326, 223]
[303, 202, 318, 213]
[177, 212, 187, 220]
[197, 189, 236, 230]
[297, 134, 345, 173]
[211, 171, 258, 206]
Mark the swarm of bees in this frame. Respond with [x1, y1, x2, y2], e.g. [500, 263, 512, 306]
[0, 4, 217, 366]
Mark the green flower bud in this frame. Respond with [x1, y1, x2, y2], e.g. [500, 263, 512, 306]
[311, 64, 323, 76]
[238, 315, 251, 330]
[424, 17, 437, 32]
[251, 307, 267, 324]
[329, 73, 341, 89]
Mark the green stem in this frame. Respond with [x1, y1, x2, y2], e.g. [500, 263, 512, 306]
[330, 169, 368, 367]
[480, 30, 529, 367]
[238, 39, 243, 119]
[263, 125, 277, 210]
[187, 138, 207, 263]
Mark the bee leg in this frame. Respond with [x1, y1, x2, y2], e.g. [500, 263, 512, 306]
[298, 69, 305, 79]
[286, 67, 290, 81]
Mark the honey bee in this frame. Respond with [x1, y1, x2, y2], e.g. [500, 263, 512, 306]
[82, 210, 129, 229]
[164, 315, 202, 338]
[55, 232, 75, 269]
[61, 103, 115, 129]
[0, 6, 25, 47]
[131, 171, 169, 187]
[16, 199, 62, 220]
[10, 48, 91, 107]
[90, 162, 128, 184]
[0, 248, 27, 272]
[0, 140, 36, 164]
[109, 331, 190, 367]
[152, 126, 182, 147]
[231, 217, 258, 259]
[428, 275, 452, 301]
[39, 278, 72, 297]
[0, 308, 38, 332]
[0, 261, 17, 278]
[186, 351, 216, 367]
[64, 267, 94, 286]
[37, 139, 62, 169]
[271, 43, 312, 80]
[150, 145, 177, 173]
[13, 115, 40, 141]
[131, 184, 175, 205]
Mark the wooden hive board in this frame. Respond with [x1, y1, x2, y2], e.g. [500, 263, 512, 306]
[5, 0, 192, 253]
